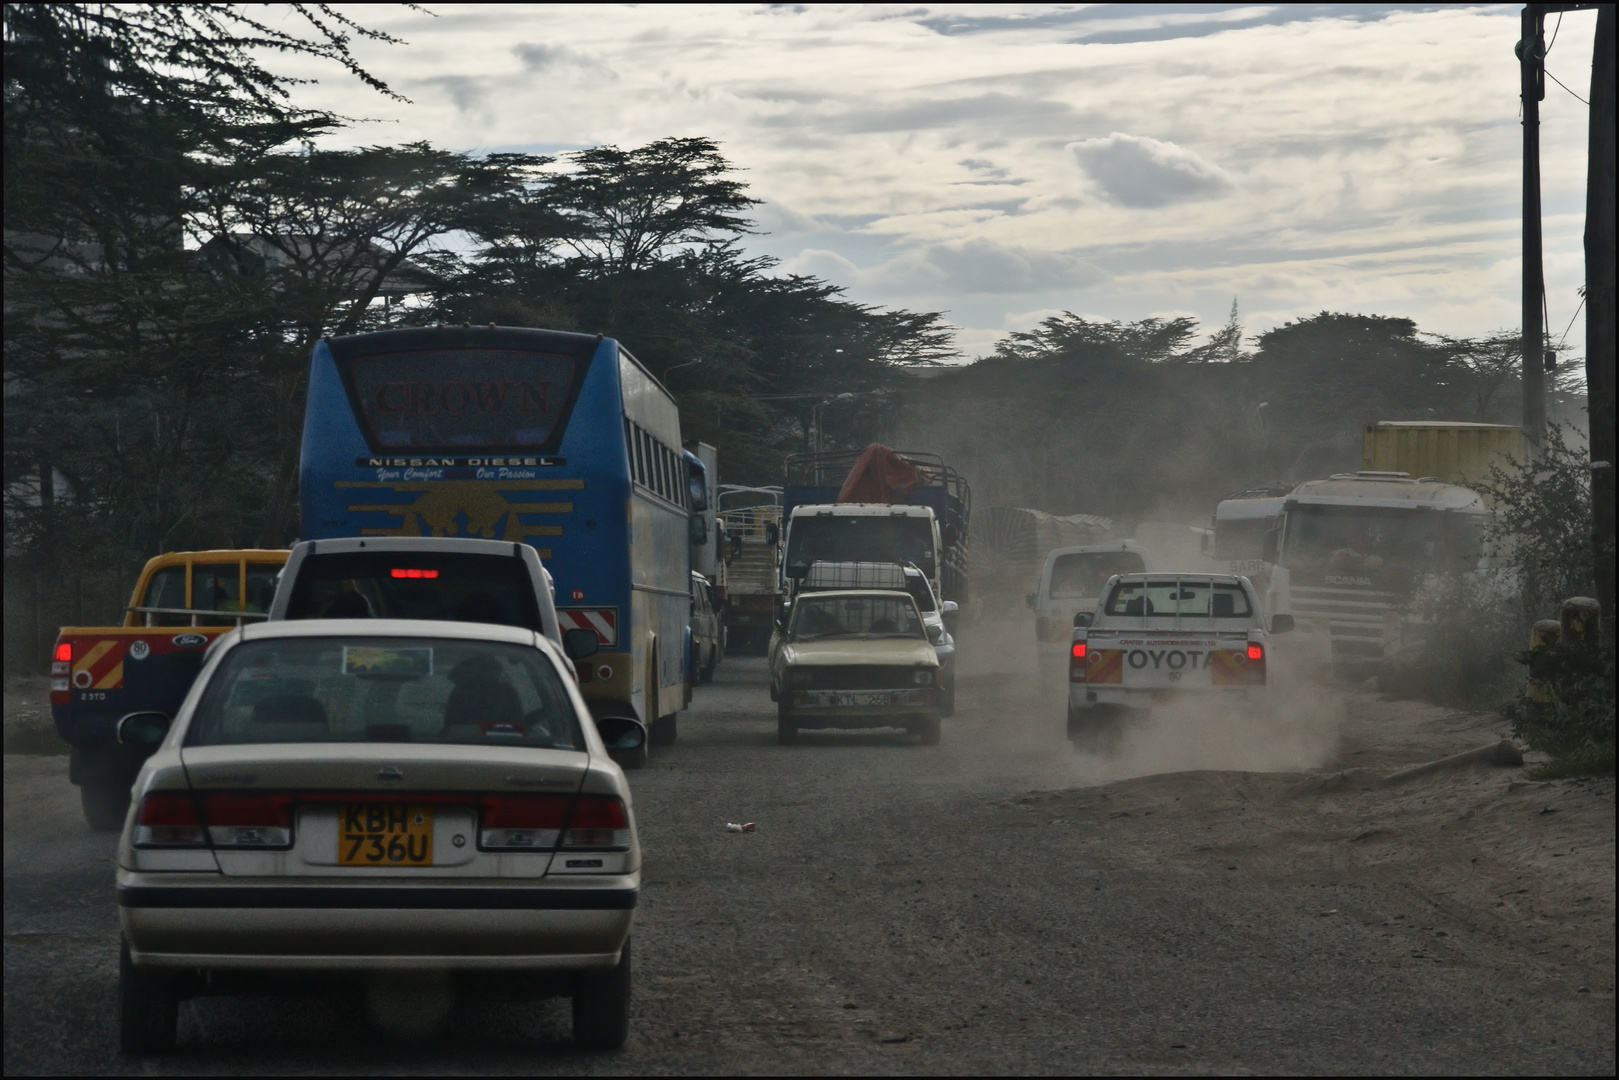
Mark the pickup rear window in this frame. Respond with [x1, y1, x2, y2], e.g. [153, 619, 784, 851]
[1104, 580, 1253, 618]
[284, 552, 541, 631]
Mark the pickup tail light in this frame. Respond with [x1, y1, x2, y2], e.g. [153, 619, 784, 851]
[563, 795, 632, 851]
[479, 794, 569, 851]
[1247, 642, 1266, 685]
[1070, 640, 1087, 682]
[203, 793, 294, 848]
[134, 792, 206, 847]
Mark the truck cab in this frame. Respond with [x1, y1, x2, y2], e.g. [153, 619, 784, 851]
[52, 549, 289, 830]
[1273, 472, 1491, 672]
[780, 503, 942, 606]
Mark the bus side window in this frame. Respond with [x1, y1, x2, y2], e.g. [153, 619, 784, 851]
[634, 426, 648, 488]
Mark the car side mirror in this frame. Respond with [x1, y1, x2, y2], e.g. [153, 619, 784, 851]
[563, 628, 599, 660]
[117, 711, 170, 747]
[926, 624, 944, 644]
[1072, 611, 1094, 629]
[595, 715, 647, 764]
[1270, 614, 1296, 634]
[1025, 592, 1037, 610]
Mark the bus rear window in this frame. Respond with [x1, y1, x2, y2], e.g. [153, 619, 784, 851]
[285, 552, 542, 631]
[344, 349, 582, 450]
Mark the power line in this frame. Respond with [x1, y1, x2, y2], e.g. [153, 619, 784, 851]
[1545, 66, 1590, 105]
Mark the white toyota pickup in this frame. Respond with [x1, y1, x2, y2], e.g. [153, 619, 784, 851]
[1066, 573, 1294, 748]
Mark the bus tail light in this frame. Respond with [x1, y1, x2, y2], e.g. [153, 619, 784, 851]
[1070, 640, 1087, 682]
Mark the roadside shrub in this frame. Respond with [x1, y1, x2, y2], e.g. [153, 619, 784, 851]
[1381, 571, 1522, 710]
[1502, 642, 1617, 778]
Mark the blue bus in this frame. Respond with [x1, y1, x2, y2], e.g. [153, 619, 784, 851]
[298, 325, 704, 745]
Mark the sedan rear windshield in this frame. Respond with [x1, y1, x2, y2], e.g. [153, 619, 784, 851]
[284, 551, 541, 630]
[1103, 580, 1253, 618]
[186, 636, 582, 749]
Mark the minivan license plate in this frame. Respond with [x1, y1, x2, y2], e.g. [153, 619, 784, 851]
[340, 804, 434, 866]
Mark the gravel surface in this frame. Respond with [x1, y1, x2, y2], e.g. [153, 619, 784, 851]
[4, 654, 1613, 1074]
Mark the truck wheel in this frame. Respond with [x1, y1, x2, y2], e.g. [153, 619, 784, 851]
[776, 700, 798, 745]
[649, 714, 678, 748]
[913, 715, 942, 746]
[572, 938, 631, 1051]
[82, 779, 130, 833]
[119, 939, 177, 1054]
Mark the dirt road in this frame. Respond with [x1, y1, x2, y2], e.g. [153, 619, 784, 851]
[4, 651, 1613, 1074]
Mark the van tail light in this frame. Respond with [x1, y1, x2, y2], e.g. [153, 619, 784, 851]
[202, 793, 293, 848]
[1070, 640, 1087, 682]
[563, 795, 632, 851]
[479, 794, 570, 851]
[1247, 642, 1266, 685]
[133, 792, 206, 847]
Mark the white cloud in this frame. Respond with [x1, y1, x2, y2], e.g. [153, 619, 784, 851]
[272, 4, 1599, 358]
[1068, 133, 1232, 209]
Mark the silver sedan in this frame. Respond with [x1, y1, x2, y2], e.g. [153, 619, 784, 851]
[113, 618, 646, 1053]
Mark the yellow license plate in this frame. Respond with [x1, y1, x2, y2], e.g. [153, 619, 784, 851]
[340, 804, 434, 866]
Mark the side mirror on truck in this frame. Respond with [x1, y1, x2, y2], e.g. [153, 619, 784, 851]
[1270, 614, 1296, 634]
[689, 515, 709, 545]
[1025, 592, 1037, 610]
[563, 628, 600, 661]
[1262, 528, 1281, 564]
[117, 711, 171, 747]
[1072, 611, 1094, 629]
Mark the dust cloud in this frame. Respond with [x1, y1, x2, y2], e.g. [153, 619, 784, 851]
[954, 590, 1343, 790]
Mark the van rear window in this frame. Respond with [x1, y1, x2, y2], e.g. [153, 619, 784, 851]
[285, 552, 541, 631]
[1104, 580, 1252, 618]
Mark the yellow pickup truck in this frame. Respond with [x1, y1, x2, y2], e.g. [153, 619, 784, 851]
[51, 549, 288, 830]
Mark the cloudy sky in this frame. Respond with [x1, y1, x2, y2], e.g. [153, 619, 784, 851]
[280, 3, 1599, 360]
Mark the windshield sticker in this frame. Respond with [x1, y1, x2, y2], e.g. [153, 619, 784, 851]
[343, 646, 433, 677]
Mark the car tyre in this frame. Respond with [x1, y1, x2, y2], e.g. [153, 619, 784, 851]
[648, 714, 677, 748]
[776, 700, 797, 745]
[913, 714, 942, 746]
[119, 939, 177, 1054]
[572, 938, 631, 1051]
[82, 779, 130, 833]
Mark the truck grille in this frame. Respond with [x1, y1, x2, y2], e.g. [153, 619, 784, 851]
[1290, 586, 1395, 662]
[802, 666, 918, 690]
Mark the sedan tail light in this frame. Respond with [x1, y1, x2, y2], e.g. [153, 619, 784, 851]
[563, 795, 631, 851]
[202, 793, 294, 848]
[479, 794, 570, 851]
[133, 792, 206, 847]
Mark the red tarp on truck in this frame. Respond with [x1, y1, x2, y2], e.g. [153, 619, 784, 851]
[836, 444, 921, 504]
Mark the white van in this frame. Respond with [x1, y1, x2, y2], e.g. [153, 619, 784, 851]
[1028, 541, 1151, 681]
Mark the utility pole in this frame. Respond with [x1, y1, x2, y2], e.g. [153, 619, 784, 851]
[1519, 5, 1547, 449]
[1586, 3, 1615, 637]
